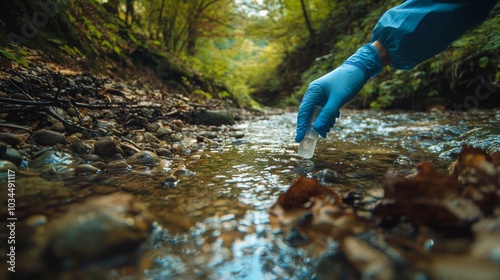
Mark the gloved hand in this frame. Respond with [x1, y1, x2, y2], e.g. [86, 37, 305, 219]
[295, 43, 382, 142]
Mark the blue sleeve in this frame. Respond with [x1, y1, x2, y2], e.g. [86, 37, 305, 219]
[371, 0, 498, 70]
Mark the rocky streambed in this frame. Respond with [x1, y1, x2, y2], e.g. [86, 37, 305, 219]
[0, 50, 260, 278]
[1, 51, 500, 280]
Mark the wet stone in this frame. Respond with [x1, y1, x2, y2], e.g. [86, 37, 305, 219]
[1, 148, 22, 166]
[144, 132, 160, 143]
[193, 110, 235, 126]
[34, 129, 66, 146]
[0, 160, 18, 173]
[157, 148, 172, 157]
[92, 161, 107, 170]
[0, 133, 22, 146]
[107, 160, 130, 170]
[94, 138, 117, 156]
[30, 150, 77, 170]
[146, 123, 160, 133]
[46, 193, 153, 267]
[315, 169, 340, 184]
[157, 126, 173, 137]
[0, 141, 7, 156]
[75, 164, 100, 174]
[231, 132, 245, 139]
[26, 214, 48, 227]
[83, 154, 102, 162]
[40, 165, 76, 180]
[50, 122, 66, 132]
[126, 151, 159, 166]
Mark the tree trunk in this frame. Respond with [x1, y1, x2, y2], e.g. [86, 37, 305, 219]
[299, 0, 315, 40]
[156, 0, 166, 39]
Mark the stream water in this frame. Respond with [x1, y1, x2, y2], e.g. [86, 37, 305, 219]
[122, 109, 498, 279]
[7, 109, 500, 279]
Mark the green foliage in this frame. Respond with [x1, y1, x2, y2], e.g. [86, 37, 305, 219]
[0, 48, 29, 67]
[289, 0, 499, 110]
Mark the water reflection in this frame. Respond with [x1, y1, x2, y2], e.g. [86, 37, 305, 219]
[139, 109, 498, 279]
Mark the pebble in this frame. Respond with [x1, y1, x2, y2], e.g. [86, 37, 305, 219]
[83, 154, 102, 162]
[0, 160, 18, 173]
[157, 126, 173, 137]
[107, 160, 130, 170]
[34, 129, 66, 146]
[0, 133, 21, 146]
[126, 150, 159, 166]
[144, 132, 160, 143]
[46, 193, 153, 266]
[145, 123, 160, 133]
[315, 169, 340, 183]
[0, 141, 7, 156]
[92, 161, 107, 170]
[70, 139, 92, 155]
[50, 122, 66, 132]
[157, 148, 172, 157]
[75, 164, 100, 174]
[30, 150, 77, 170]
[231, 132, 245, 139]
[1, 148, 22, 166]
[26, 214, 48, 227]
[94, 138, 117, 156]
[67, 107, 78, 117]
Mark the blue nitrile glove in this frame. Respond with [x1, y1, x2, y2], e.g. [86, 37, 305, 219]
[372, 0, 497, 70]
[295, 43, 382, 142]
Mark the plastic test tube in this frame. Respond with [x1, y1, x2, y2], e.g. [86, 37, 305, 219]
[297, 106, 323, 159]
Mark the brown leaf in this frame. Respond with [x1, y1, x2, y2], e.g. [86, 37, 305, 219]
[275, 176, 341, 210]
[375, 162, 481, 229]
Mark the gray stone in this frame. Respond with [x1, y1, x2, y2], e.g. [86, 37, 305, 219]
[34, 129, 66, 146]
[0, 160, 18, 173]
[47, 193, 153, 266]
[107, 160, 130, 170]
[83, 154, 102, 162]
[94, 138, 117, 156]
[30, 150, 77, 170]
[0, 133, 21, 146]
[126, 151, 159, 166]
[1, 148, 22, 166]
[157, 126, 173, 137]
[145, 123, 160, 133]
[144, 132, 160, 143]
[75, 164, 100, 174]
[0, 141, 7, 157]
[192, 110, 235, 126]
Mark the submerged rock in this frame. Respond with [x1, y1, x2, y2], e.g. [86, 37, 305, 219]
[47, 193, 153, 267]
[126, 150, 159, 166]
[75, 164, 100, 174]
[30, 150, 77, 170]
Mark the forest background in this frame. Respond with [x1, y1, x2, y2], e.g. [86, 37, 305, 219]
[1, 0, 499, 111]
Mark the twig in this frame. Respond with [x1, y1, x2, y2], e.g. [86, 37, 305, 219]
[0, 97, 55, 106]
[0, 123, 32, 131]
[43, 107, 99, 134]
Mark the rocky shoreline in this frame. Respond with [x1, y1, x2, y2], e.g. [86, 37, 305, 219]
[0, 49, 263, 277]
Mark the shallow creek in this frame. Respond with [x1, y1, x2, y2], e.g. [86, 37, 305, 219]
[132, 109, 498, 279]
[7, 109, 500, 279]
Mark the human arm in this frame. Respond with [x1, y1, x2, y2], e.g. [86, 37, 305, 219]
[295, 0, 497, 142]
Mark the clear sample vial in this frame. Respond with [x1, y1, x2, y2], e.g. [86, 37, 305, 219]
[297, 106, 323, 159]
